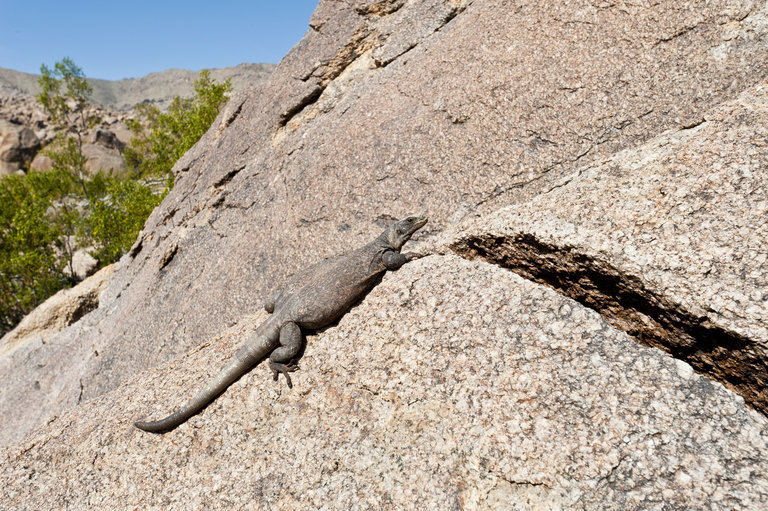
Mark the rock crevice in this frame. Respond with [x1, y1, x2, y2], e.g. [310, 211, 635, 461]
[3, 256, 768, 509]
[447, 79, 768, 417]
[451, 232, 766, 414]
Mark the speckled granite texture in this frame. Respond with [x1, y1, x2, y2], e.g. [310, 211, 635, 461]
[2, 257, 766, 510]
[3, 0, 768, 446]
[450, 80, 768, 414]
[2, 0, 768, 507]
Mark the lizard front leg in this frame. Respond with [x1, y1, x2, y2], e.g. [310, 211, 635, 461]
[382, 249, 422, 270]
[269, 321, 302, 388]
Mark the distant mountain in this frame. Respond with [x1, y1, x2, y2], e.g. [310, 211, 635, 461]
[0, 63, 275, 110]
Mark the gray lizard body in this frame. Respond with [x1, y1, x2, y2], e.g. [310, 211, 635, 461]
[134, 214, 427, 432]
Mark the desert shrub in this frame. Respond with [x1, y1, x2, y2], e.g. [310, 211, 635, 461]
[0, 170, 74, 332]
[1, 63, 230, 336]
[37, 57, 95, 196]
[84, 177, 166, 264]
[124, 70, 232, 178]
[0, 167, 166, 335]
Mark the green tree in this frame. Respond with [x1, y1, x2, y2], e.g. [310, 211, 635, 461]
[1, 60, 230, 336]
[34, 57, 105, 274]
[85, 177, 166, 264]
[37, 57, 97, 198]
[0, 170, 74, 332]
[124, 70, 232, 178]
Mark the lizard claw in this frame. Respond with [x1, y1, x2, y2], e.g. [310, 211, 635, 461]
[404, 251, 426, 261]
[269, 360, 299, 389]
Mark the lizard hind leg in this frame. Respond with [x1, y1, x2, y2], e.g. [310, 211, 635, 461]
[269, 321, 302, 388]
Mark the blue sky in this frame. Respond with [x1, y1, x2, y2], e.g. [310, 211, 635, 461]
[0, 1, 318, 80]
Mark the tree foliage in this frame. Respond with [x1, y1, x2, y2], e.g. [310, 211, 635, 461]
[37, 57, 97, 197]
[124, 70, 232, 177]
[1, 62, 231, 336]
[0, 58, 165, 336]
[85, 178, 166, 263]
[0, 170, 73, 332]
[0, 166, 164, 334]
[37, 57, 93, 127]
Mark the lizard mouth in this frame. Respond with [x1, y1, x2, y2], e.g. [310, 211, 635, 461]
[405, 215, 428, 236]
[389, 215, 428, 248]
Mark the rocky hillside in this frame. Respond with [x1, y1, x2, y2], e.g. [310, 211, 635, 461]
[1, 0, 768, 508]
[0, 94, 133, 176]
[0, 63, 274, 177]
[0, 63, 276, 110]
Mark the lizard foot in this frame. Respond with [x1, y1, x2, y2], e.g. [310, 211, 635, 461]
[269, 360, 299, 388]
[404, 251, 427, 261]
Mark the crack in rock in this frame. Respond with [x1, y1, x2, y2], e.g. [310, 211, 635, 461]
[276, 0, 469, 137]
[450, 232, 768, 416]
[158, 241, 179, 271]
[278, 20, 383, 130]
[355, 0, 405, 17]
[211, 164, 246, 190]
[215, 97, 245, 138]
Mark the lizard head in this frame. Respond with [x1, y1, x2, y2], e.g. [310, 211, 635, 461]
[384, 214, 428, 250]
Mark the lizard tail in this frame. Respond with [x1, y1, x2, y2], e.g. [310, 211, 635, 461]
[134, 346, 261, 433]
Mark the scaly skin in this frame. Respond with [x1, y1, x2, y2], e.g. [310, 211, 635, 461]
[134, 214, 428, 432]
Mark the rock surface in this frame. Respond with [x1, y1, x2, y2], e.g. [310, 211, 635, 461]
[449, 80, 768, 414]
[0, 264, 114, 358]
[91, 128, 125, 152]
[0, 119, 40, 175]
[69, 249, 100, 280]
[5, 0, 764, 447]
[3, 0, 768, 446]
[1, 256, 767, 509]
[81, 141, 127, 175]
[1, 3, 768, 508]
[0, 264, 115, 446]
